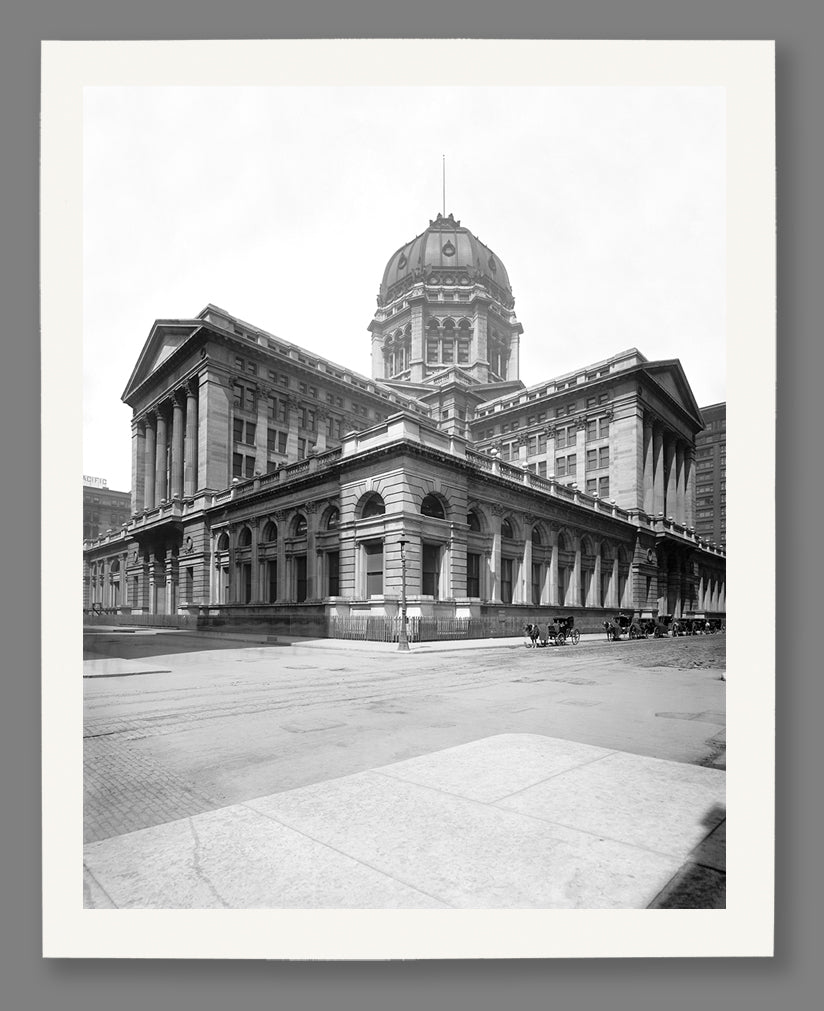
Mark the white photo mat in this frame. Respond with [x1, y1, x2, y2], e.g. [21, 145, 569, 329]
[42, 38, 775, 959]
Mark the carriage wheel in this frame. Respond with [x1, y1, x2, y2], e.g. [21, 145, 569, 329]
[571, 628, 580, 645]
[556, 632, 566, 646]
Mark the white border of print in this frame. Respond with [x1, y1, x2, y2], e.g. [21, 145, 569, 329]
[42, 39, 775, 959]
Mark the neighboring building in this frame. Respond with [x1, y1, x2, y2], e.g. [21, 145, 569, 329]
[83, 212, 726, 627]
[694, 403, 727, 548]
[83, 477, 131, 542]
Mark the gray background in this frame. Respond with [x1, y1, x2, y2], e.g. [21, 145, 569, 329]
[1, 1, 818, 1008]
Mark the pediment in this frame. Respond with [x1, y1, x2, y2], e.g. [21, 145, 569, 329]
[642, 361, 704, 429]
[122, 321, 202, 403]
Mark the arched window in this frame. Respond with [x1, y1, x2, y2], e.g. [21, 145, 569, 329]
[532, 527, 542, 546]
[216, 532, 229, 551]
[556, 531, 567, 553]
[467, 509, 481, 532]
[110, 558, 120, 573]
[421, 493, 446, 519]
[261, 521, 277, 543]
[326, 508, 340, 530]
[501, 518, 514, 539]
[292, 514, 307, 536]
[238, 526, 252, 548]
[360, 493, 386, 519]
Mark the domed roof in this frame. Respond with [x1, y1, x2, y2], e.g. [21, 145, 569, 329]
[379, 213, 513, 307]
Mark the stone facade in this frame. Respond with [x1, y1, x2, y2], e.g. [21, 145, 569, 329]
[84, 213, 726, 628]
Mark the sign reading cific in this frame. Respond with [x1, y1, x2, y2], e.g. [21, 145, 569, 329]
[82, 475, 108, 488]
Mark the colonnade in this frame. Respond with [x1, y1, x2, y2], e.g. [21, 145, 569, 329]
[641, 415, 695, 526]
[132, 383, 199, 513]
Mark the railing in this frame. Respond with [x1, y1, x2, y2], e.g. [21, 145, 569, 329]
[328, 615, 531, 643]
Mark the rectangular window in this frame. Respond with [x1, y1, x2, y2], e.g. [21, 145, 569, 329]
[586, 419, 597, 442]
[586, 478, 597, 494]
[295, 555, 307, 602]
[501, 443, 511, 461]
[266, 460, 278, 474]
[599, 445, 609, 468]
[599, 476, 610, 498]
[268, 560, 278, 602]
[500, 557, 513, 604]
[426, 339, 439, 362]
[422, 543, 441, 598]
[232, 453, 243, 478]
[586, 449, 598, 471]
[441, 341, 454, 364]
[457, 340, 470, 364]
[364, 541, 383, 596]
[537, 460, 547, 478]
[245, 422, 256, 445]
[241, 562, 252, 604]
[246, 361, 257, 375]
[555, 455, 566, 477]
[267, 428, 277, 452]
[297, 438, 306, 459]
[467, 552, 481, 597]
[327, 552, 340, 597]
[233, 418, 244, 443]
[599, 417, 610, 438]
[244, 456, 254, 479]
[567, 454, 577, 479]
[537, 432, 547, 453]
[527, 434, 538, 455]
[278, 431, 287, 454]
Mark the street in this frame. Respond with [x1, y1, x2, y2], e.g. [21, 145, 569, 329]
[84, 631, 725, 846]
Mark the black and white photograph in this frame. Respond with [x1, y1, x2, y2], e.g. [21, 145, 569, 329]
[41, 39, 775, 959]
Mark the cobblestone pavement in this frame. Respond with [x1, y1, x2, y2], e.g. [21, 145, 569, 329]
[84, 634, 725, 844]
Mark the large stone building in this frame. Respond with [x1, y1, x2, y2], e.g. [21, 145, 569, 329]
[82, 477, 131, 542]
[694, 402, 727, 549]
[83, 212, 726, 631]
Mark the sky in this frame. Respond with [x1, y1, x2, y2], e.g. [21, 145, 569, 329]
[83, 85, 726, 492]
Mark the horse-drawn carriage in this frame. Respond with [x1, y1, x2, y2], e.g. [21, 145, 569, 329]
[523, 616, 581, 647]
[603, 611, 646, 641]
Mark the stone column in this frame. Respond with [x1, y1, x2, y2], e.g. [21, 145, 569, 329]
[548, 530, 559, 605]
[286, 395, 301, 458]
[685, 449, 696, 529]
[144, 414, 156, 510]
[675, 441, 686, 523]
[276, 514, 287, 601]
[489, 508, 502, 602]
[572, 538, 582, 606]
[593, 551, 602, 608]
[665, 434, 677, 519]
[155, 406, 169, 504]
[643, 417, 654, 514]
[408, 298, 425, 384]
[611, 555, 620, 608]
[306, 504, 318, 600]
[250, 519, 260, 603]
[652, 426, 665, 516]
[522, 527, 533, 604]
[255, 388, 268, 474]
[184, 385, 198, 496]
[314, 409, 328, 453]
[171, 393, 185, 499]
[131, 420, 146, 514]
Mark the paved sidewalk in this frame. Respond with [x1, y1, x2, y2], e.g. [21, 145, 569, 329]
[84, 733, 725, 909]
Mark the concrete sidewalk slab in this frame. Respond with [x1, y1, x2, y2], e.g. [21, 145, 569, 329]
[83, 657, 173, 678]
[83, 734, 725, 909]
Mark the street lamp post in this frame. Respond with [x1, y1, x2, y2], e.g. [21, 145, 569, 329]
[397, 537, 409, 652]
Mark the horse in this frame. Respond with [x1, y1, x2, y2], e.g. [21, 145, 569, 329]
[523, 623, 543, 648]
[602, 619, 620, 642]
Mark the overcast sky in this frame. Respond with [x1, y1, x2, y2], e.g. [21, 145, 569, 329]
[83, 85, 725, 492]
